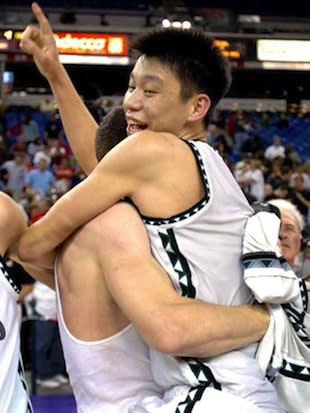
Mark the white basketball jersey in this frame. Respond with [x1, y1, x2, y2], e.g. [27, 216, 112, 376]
[0, 257, 32, 413]
[141, 141, 282, 412]
[55, 274, 163, 413]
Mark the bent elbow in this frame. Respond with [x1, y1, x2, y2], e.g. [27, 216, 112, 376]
[145, 317, 187, 355]
[18, 235, 39, 264]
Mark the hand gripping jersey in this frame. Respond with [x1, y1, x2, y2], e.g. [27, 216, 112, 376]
[140, 141, 283, 413]
[0, 256, 32, 413]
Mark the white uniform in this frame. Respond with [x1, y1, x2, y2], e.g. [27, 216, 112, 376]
[0, 256, 32, 413]
[139, 140, 283, 413]
[55, 274, 164, 413]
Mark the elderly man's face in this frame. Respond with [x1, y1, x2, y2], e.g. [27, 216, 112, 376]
[279, 210, 301, 266]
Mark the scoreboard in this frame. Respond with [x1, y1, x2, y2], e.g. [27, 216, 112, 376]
[0, 29, 129, 65]
[0, 28, 309, 70]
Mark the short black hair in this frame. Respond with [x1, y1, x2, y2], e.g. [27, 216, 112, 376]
[95, 106, 127, 161]
[130, 28, 232, 126]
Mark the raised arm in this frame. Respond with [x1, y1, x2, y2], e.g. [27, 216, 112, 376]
[20, 2, 98, 174]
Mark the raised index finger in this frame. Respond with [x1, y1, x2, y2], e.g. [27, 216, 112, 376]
[31, 2, 53, 35]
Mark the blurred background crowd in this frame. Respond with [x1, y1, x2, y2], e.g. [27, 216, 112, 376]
[1, 0, 310, 399]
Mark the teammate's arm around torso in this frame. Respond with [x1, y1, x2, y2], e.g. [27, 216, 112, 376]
[18, 131, 204, 264]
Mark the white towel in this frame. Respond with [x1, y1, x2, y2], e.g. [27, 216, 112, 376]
[242, 209, 310, 413]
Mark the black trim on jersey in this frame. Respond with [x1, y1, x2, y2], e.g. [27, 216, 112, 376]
[142, 140, 211, 226]
[159, 228, 222, 405]
[282, 280, 310, 349]
[159, 228, 196, 298]
[175, 358, 222, 413]
[242, 251, 287, 268]
[176, 385, 207, 413]
[183, 357, 222, 390]
[279, 358, 310, 382]
[299, 278, 309, 314]
[0, 255, 21, 294]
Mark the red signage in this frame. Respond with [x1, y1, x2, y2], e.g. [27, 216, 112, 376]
[54, 32, 128, 56]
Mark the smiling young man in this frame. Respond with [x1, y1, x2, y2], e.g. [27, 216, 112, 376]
[18, 3, 283, 412]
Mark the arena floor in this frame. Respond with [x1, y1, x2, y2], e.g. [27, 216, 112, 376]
[31, 395, 76, 413]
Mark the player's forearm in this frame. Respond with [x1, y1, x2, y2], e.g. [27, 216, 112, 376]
[103, 252, 270, 358]
[168, 301, 269, 358]
[48, 64, 98, 174]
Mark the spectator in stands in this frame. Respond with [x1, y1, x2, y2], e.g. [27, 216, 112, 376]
[0, 168, 9, 192]
[53, 157, 74, 195]
[242, 159, 265, 202]
[233, 110, 253, 150]
[6, 120, 22, 146]
[27, 136, 45, 158]
[9, 134, 27, 156]
[264, 135, 285, 161]
[263, 183, 274, 202]
[233, 159, 257, 204]
[45, 110, 62, 141]
[24, 158, 55, 196]
[273, 183, 289, 200]
[240, 134, 264, 158]
[1, 153, 27, 200]
[290, 161, 310, 190]
[289, 175, 310, 225]
[206, 123, 233, 155]
[29, 196, 53, 224]
[21, 112, 40, 144]
[32, 281, 67, 389]
[266, 158, 284, 190]
[47, 137, 70, 166]
[33, 145, 52, 168]
[280, 165, 293, 192]
[284, 144, 301, 167]
[211, 108, 226, 129]
[268, 198, 309, 277]
[206, 123, 220, 147]
[225, 110, 237, 137]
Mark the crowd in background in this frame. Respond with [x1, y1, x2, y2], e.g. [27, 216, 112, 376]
[1, 100, 310, 248]
[0, 99, 310, 389]
[0, 100, 310, 388]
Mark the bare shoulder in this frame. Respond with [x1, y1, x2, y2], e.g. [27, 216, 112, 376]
[131, 130, 178, 150]
[0, 192, 26, 226]
[95, 130, 177, 178]
[0, 193, 27, 255]
[76, 201, 150, 255]
[112, 130, 178, 157]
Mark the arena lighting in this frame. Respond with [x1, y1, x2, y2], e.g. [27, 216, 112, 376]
[257, 39, 310, 62]
[161, 19, 192, 29]
[4, 30, 13, 41]
[0, 40, 9, 50]
[262, 62, 310, 71]
[58, 54, 129, 65]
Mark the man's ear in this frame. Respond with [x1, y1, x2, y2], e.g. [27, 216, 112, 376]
[188, 94, 211, 122]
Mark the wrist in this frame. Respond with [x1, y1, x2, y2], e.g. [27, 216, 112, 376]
[252, 303, 270, 338]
